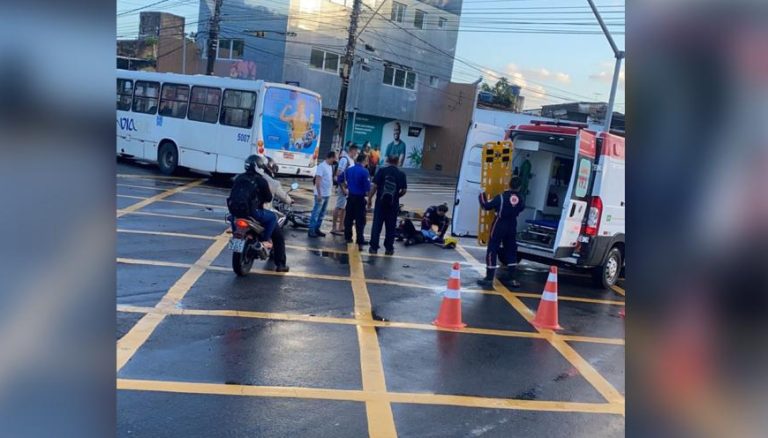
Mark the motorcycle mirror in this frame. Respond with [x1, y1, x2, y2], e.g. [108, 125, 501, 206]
[290, 182, 299, 190]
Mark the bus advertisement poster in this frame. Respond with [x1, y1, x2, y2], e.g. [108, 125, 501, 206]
[262, 87, 321, 154]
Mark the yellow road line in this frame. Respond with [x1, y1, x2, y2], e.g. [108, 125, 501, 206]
[117, 210, 225, 224]
[183, 190, 229, 198]
[117, 183, 169, 192]
[512, 292, 625, 306]
[117, 378, 623, 415]
[456, 244, 625, 408]
[348, 243, 397, 438]
[610, 285, 625, 297]
[117, 179, 204, 218]
[118, 174, 198, 181]
[558, 335, 625, 346]
[116, 232, 229, 372]
[156, 199, 226, 210]
[116, 304, 624, 345]
[386, 392, 624, 415]
[117, 228, 217, 240]
[117, 258, 193, 269]
[547, 337, 626, 405]
[496, 282, 625, 407]
[208, 264, 352, 282]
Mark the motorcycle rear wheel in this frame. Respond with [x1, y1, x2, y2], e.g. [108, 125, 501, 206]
[232, 245, 254, 276]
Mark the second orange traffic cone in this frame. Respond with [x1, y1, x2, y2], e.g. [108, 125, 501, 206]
[531, 266, 563, 330]
[433, 262, 467, 329]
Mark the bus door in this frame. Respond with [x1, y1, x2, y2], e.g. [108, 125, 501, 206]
[552, 130, 597, 258]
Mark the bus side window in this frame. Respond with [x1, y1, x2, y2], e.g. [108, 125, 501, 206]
[117, 78, 133, 111]
[220, 89, 256, 129]
[133, 80, 160, 115]
[160, 83, 190, 119]
[188, 86, 221, 124]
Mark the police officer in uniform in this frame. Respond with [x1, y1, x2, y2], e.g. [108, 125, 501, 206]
[477, 176, 525, 290]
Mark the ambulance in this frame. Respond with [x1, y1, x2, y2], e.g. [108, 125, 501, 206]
[452, 120, 625, 288]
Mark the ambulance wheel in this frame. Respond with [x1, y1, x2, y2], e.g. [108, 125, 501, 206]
[593, 247, 622, 289]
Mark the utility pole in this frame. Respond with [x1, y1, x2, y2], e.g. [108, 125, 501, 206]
[587, 0, 624, 132]
[332, 0, 363, 153]
[206, 0, 223, 76]
[182, 32, 187, 74]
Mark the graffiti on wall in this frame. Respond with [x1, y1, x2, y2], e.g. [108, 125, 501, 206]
[229, 60, 257, 80]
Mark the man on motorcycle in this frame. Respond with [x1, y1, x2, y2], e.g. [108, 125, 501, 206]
[228, 155, 289, 272]
[256, 156, 292, 206]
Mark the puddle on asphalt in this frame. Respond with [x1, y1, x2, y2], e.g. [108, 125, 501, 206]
[306, 249, 349, 265]
[371, 308, 389, 322]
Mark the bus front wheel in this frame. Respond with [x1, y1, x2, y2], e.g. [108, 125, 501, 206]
[158, 142, 178, 175]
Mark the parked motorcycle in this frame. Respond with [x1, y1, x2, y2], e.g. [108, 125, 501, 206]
[273, 183, 312, 229]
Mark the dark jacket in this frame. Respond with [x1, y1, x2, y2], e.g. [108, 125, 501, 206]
[479, 190, 525, 229]
[233, 171, 272, 210]
[421, 206, 449, 236]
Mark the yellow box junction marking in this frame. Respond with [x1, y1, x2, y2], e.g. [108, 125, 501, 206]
[117, 378, 624, 415]
[478, 141, 514, 246]
[117, 179, 204, 218]
[611, 284, 626, 297]
[455, 244, 625, 411]
[116, 232, 229, 372]
[117, 304, 624, 346]
[348, 243, 397, 438]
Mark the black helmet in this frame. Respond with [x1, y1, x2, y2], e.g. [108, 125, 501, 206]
[244, 154, 266, 174]
[264, 156, 279, 178]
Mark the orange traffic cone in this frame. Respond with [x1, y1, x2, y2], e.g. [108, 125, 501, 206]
[433, 262, 467, 329]
[531, 266, 562, 330]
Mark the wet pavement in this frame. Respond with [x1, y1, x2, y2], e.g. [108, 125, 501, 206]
[116, 160, 625, 437]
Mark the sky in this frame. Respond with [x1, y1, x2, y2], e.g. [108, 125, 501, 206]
[117, 0, 625, 112]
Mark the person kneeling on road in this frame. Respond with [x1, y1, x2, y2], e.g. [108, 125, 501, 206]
[477, 176, 525, 290]
[420, 204, 449, 243]
[227, 155, 289, 272]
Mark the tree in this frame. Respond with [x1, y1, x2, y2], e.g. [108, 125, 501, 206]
[492, 78, 513, 107]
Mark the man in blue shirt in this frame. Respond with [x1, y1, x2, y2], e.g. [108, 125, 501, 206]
[342, 153, 371, 249]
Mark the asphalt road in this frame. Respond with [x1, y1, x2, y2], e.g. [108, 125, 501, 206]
[116, 158, 625, 437]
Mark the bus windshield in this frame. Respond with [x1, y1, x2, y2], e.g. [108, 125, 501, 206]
[262, 87, 321, 155]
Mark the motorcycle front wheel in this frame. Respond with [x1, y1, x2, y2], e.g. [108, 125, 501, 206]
[232, 244, 254, 276]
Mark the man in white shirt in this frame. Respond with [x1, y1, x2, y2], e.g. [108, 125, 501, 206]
[331, 143, 359, 235]
[309, 151, 337, 237]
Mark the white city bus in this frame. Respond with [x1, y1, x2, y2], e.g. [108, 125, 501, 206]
[116, 70, 322, 176]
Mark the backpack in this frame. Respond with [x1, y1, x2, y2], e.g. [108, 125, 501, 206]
[380, 173, 398, 206]
[227, 175, 258, 217]
[335, 156, 349, 186]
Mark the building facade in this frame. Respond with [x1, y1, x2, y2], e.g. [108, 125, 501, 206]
[195, 0, 464, 168]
